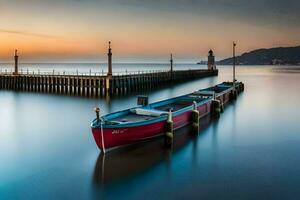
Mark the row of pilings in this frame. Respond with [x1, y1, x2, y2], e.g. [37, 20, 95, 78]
[0, 69, 218, 97]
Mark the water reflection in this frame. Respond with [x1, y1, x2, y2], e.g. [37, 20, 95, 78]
[93, 139, 167, 185]
[93, 115, 216, 186]
[231, 96, 237, 142]
[3, 66, 300, 199]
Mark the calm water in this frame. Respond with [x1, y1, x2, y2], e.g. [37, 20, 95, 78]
[1, 65, 300, 200]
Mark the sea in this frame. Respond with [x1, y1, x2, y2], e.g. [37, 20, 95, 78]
[1, 63, 300, 200]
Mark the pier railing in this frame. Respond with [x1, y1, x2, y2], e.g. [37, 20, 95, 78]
[0, 68, 178, 76]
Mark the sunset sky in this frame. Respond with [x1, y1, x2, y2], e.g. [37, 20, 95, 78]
[0, 0, 299, 62]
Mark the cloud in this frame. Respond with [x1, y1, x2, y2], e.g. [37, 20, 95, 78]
[0, 29, 57, 38]
[108, 0, 300, 27]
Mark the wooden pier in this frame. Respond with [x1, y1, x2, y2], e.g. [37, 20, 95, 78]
[0, 43, 218, 97]
[0, 70, 218, 97]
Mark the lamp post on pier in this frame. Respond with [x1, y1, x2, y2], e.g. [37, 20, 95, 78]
[13, 50, 19, 75]
[233, 42, 237, 86]
[106, 41, 113, 95]
[107, 41, 112, 77]
[170, 53, 173, 80]
[170, 54, 173, 73]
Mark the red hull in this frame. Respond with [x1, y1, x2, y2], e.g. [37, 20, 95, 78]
[92, 102, 212, 151]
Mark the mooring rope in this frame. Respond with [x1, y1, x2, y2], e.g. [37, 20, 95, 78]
[100, 119, 106, 154]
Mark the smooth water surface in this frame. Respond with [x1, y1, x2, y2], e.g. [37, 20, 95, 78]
[1, 65, 300, 200]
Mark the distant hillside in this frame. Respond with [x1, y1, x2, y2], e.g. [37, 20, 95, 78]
[218, 46, 300, 65]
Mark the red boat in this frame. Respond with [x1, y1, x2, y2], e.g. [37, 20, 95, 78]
[91, 82, 244, 153]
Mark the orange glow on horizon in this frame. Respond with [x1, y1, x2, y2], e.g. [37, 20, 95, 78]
[0, 0, 299, 62]
[1, 27, 299, 62]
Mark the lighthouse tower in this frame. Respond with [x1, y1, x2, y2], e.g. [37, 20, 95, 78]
[207, 49, 216, 70]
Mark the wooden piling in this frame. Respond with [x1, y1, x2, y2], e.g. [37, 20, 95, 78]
[165, 110, 173, 147]
[191, 101, 200, 133]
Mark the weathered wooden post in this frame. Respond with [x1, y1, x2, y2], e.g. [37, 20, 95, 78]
[37, 76, 40, 92]
[65, 77, 68, 95]
[87, 78, 91, 97]
[91, 78, 95, 97]
[83, 79, 87, 96]
[70, 77, 74, 95]
[191, 101, 200, 133]
[220, 98, 224, 113]
[211, 92, 221, 118]
[99, 78, 103, 96]
[165, 109, 173, 147]
[73, 78, 77, 95]
[239, 82, 244, 92]
[230, 89, 238, 100]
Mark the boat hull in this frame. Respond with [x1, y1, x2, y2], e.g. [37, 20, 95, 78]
[92, 102, 212, 151]
[91, 82, 243, 152]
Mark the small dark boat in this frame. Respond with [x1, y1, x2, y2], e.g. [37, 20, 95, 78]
[91, 82, 244, 153]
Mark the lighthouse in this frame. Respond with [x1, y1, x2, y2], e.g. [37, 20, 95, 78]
[207, 49, 216, 70]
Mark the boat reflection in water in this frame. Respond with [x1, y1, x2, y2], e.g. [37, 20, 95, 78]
[93, 114, 215, 186]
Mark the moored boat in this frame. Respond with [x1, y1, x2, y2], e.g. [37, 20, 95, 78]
[91, 82, 244, 153]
